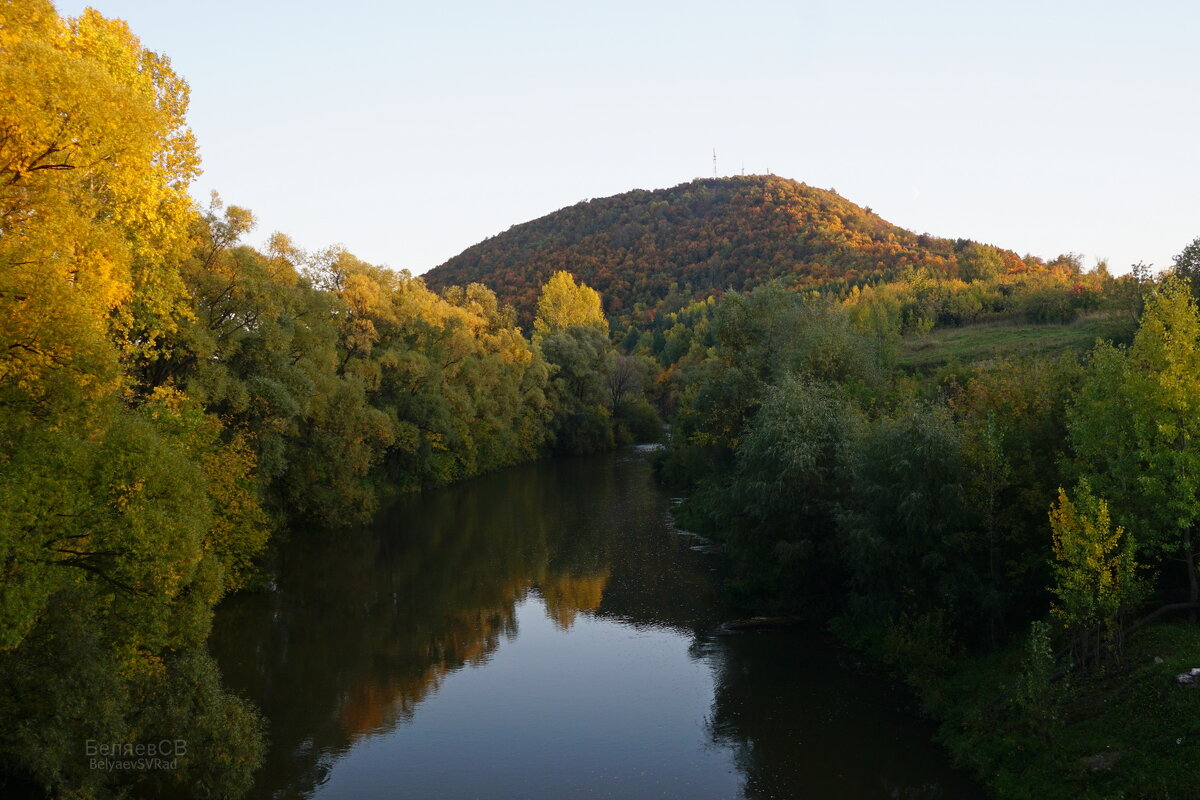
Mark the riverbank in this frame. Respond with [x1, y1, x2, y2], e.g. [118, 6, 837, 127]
[835, 618, 1200, 799]
[670, 475, 1200, 799]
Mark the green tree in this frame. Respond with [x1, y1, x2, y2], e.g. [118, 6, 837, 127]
[839, 403, 973, 625]
[1068, 276, 1200, 608]
[529, 272, 619, 454]
[1048, 482, 1138, 667]
[948, 355, 1082, 631]
[1172, 235, 1200, 299]
[958, 242, 1007, 282]
[1011, 620, 1063, 743]
[538, 325, 614, 454]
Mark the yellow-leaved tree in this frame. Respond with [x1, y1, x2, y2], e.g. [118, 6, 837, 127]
[1048, 482, 1139, 668]
[1, 0, 199, 413]
[533, 270, 608, 335]
[531, 271, 617, 453]
[0, 4, 266, 796]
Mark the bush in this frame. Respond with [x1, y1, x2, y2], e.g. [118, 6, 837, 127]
[614, 398, 664, 444]
[1020, 287, 1079, 323]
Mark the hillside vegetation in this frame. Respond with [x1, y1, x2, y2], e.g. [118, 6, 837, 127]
[657, 246, 1200, 799]
[425, 175, 1038, 322]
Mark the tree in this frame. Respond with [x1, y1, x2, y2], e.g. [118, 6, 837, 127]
[839, 402, 973, 624]
[1, 1, 199, 418]
[958, 242, 1006, 282]
[533, 271, 608, 335]
[1172, 235, 1200, 299]
[1048, 482, 1138, 667]
[733, 376, 859, 530]
[0, 8, 266, 795]
[1011, 620, 1063, 743]
[529, 272, 619, 453]
[948, 355, 1082, 630]
[538, 325, 614, 454]
[1068, 276, 1200, 608]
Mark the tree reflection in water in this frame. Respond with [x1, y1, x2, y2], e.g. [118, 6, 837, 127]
[211, 452, 982, 800]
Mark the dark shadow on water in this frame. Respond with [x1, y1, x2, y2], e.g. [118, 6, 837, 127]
[704, 628, 984, 799]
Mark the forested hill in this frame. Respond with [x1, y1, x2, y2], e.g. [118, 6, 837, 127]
[424, 175, 1029, 319]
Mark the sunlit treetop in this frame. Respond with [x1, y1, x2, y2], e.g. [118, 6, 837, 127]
[0, 0, 200, 413]
[533, 270, 608, 336]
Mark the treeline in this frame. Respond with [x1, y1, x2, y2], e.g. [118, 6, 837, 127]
[658, 249, 1200, 797]
[177, 207, 663, 523]
[426, 173, 1077, 328]
[0, 4, 659, 797]
[622, 252, 1140, 374]
[150, 201, 640, 525]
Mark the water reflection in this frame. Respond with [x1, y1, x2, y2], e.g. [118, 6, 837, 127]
[211, 452, 982, 799]
[705, 630, 986, 800]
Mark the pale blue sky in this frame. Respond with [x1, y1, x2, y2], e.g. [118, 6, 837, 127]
[57, 0, 1200, 276]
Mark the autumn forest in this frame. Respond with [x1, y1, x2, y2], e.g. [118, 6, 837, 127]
[4, 3, 1200, 799]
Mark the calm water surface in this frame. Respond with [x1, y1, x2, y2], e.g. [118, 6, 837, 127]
[210, 449, 985, 799]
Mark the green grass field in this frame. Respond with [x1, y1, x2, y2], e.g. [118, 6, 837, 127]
[896, 315, 1135, 371]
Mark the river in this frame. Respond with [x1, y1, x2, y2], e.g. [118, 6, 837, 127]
[210, 447, 985, 799]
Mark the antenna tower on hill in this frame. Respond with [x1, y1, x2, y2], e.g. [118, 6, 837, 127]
[712, 148, 717, 178]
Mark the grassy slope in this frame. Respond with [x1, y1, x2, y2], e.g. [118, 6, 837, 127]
[896, 315, 1128, 372]
[927, 623, 1200, 800]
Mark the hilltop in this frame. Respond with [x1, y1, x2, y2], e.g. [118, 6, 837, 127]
[423, 175, 1029, 319]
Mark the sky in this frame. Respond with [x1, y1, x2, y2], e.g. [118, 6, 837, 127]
[56, 0, 1200, 276]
